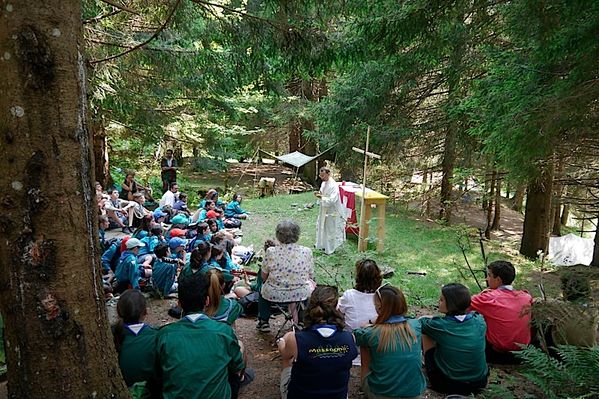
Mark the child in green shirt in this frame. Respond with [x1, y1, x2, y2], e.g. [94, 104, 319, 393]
[420, 283, 488, 395]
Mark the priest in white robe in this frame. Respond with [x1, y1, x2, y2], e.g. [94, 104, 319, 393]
[314, 167, 347, 254]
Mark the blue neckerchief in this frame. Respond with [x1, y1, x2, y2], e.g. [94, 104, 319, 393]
[444, 313, 474, 323]
[384, 315, 407, 324]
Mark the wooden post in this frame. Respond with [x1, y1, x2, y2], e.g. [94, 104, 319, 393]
[358, 127, 371, 251]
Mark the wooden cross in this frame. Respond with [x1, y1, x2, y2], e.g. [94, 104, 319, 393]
[352, 126, 382, 250]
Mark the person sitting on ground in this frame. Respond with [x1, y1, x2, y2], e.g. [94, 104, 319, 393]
[257, 220, 314, 333]
[168, 236, 188, 264]
[131, 193, 152, 229]
[132, 214, 153, 240]
[224, 193, 249, 219]
[469, 260, 532, 364]
[179, 242, 211, 280]
[95, 181, 105, 198]
[99, 215, 110, 251]
[121, 171, 154, 202]
[338, 259, 381, 366]
[105, 189, 135, 233]
[115, 238, 152, 293]
[155, 272, 250, 399]
[112, 289, 159, 397]
[205, 268, 243, 326]
[421, 283, 488, 395]
[153, 208, 168, 225]
[139, 226, 166, 258]
[192, 199, 215, 223]
[199, 189, 217, 209]
[206, 218, 220, 235]
[354, 284, 426, 399]
[159, 182, 179, 208]
[151, 243, 183, 298]
[173, 192, 191, 216]
[277, 285, 358, 399]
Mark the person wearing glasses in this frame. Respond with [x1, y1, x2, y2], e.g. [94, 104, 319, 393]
[354, 284, 426, 399]
[277, 285, 358, 399]
[338, 259, 381, 366]
[420, 283, 488, 395]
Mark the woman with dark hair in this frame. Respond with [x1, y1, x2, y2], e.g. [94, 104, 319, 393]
[421, 283, 488, 395]
[277, 285, 357, 399]
[224, 193, 249, 219]
[355, 284, 426, 399]
[112, 289, 158, 396]
[179, 241, 211, 280]
[257, 220, 314, 333]
[338, 259, 382, 365]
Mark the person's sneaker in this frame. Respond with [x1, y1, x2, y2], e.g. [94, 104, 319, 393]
[256, 320, 270, 333]
[240, 368, 255, 389]
[121, 226, 133, 234]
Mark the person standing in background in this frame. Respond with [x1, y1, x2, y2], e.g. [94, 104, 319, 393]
[161, 149, 178, 194]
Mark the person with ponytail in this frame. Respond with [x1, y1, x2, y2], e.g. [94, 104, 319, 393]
[112, 289, 159, 397]
[420, 283, 488, 395]
[179, 241, 211, 280]
[205, 268, 243, 326]
[277, 285, 357, 399]
[354, 284, 426, 399]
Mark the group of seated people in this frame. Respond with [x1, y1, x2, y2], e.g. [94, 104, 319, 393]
[96, 176, 250, 238]
[109, 208, 544, 399]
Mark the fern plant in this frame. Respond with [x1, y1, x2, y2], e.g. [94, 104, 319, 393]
[516, 345, 599, 399]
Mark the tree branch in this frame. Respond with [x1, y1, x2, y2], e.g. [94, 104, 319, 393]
[99, 0, 139, 15]
[189, 0, 284, 31]
[89, 0, 182, 65]
[83, 10, 122, 25]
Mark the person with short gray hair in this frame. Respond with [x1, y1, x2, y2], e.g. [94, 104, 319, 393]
[257, 220, 314, 333]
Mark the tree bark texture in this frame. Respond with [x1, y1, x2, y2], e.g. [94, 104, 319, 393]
[512, 183, 525, 212]
[0, 2, 128, 397]
[592, 215, 599, 267]
[491, 173, 501, 231]
[92, 120, 111, 189]
[520, 165, 554, 259]
[439, 125, 456, 223]
[560, 203, 570, 226]
[484, 170, 496, 239]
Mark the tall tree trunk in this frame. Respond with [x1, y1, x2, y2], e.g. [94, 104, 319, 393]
[591, 215, 599, 267]
[439, 124, 457, 223]
[484, 170, 496, 239]
[512, 183, 526, 212]
[92, 119, 111, 189]
[0, 2, 128, 397]
[491, 173, 501, 230]
[520, 165, 554, 259]
[551, 158, 564, 236]
[560, 203, 570, 226]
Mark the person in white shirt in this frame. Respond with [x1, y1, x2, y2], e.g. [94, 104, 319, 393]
[314, 167, 346, 254]
[337, 259, 382, 366]
[159, 182, 179, 208]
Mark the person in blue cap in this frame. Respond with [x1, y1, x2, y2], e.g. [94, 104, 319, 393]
[153, 208, 168, 224]
[169, 237, 188, 264]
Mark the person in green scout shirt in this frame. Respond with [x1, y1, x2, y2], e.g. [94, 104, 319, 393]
[155, 272, 247, 399]
[112, 289, 159, 398]
[420, 283, 488, 395]
[354, 284, 426, 399]
[205, 268, 243, 326]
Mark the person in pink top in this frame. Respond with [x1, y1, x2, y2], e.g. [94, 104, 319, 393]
[470, 260, 532, 364]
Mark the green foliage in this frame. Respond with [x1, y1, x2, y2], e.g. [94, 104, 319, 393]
[516, 345, 599, 399]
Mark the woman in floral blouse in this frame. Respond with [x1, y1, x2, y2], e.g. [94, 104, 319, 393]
[257, 220, 314, 333]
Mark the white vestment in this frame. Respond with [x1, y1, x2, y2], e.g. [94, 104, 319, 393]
[315, 178, 346, 254]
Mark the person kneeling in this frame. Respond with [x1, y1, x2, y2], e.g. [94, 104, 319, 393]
[421, 283, 488, 395]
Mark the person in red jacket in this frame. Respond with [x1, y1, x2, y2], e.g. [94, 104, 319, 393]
[470, 260, 532, 364]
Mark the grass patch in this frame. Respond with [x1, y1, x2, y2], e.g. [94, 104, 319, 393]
[240, 192, 551, 312]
